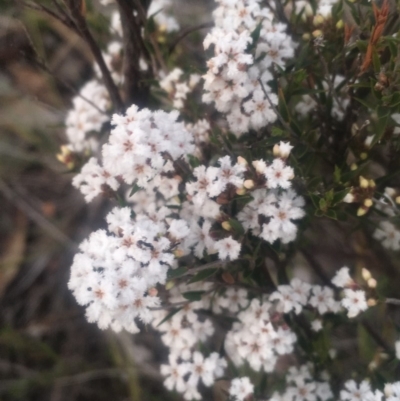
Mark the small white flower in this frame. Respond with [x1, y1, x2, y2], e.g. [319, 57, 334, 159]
[332, 266, 354, 288]
[341, 289, 368, 318]
[215, 237, 241, 260]
[229, 377, 254, 401]
[311, 319, 323, 332]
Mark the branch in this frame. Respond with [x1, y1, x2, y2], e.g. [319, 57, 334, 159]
[63, 0, 124, 111]
[19, 1, 78, 32]
[168, 22, 214, 55]
[115, 0, 151, 106]
[17, 21, 107, 115]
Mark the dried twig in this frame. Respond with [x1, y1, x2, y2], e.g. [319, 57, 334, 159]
[0, 178, 77, 251]
[168, 22, 213, 55]
[63, 0, 124, 111]
[17, 21, 108, 115]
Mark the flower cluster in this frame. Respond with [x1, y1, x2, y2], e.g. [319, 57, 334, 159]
[57, 0, 400, 399]
[64, 80, 110, 153]
[225, 298, 297, 372]
[68, 206, 190, 333]
[72, 106, 194, 202]
[203, 0, 295, 135]
[160, 68, 201, 109]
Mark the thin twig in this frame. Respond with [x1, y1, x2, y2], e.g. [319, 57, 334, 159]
[132, 0, 168, 73]
[0, 178, 77, 251]
[180, 259, 226, 278]
[386, 298, 400, 306]
[63, 0, 124, 111]
[168, 22, 213, 55]
[20, 1, 77, 32]
[17, 20, 108, 115]
[258, 79, 298, 138]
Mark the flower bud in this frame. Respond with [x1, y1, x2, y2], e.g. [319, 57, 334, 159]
[343, 191, 354, 203]
[173, 248, 184, 258]
[336, 19, 344, 29]
[165, 280, 175, 290]
[362, 267, 372, 281]
[359, 176, 369, 188]
[244, 179, 254, 189]
[236, 187, 246, 195]
[396, 196, 400, 205]
[273, 141, 293, 159]
[364, 198, 373, 208]
[368, 278, 377, 288]
[351, 163, 358, 171]
[222, 221, 231, 231]
[148, 287, 158, 297]
[357, 206, 368, 216]
[57, 145, 75, 169]
[364, 135, 374, 148]
[312, 29, 323, 38]
[313, 15, 325, 26]
[360, 152, 368, 160]
[302, 33, 311, 41]
[237, 156, 248, 166]
[252, 160, 266, 174]
[367, 298, 377, 307]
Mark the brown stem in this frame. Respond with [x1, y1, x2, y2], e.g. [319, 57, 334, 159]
[115, 0, 151, 106]
[63, 0, 124, 111]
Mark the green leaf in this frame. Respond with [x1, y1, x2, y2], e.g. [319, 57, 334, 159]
[129, 183, 141, 197]
[358, 323, 376, 362]
[372, 48, 381, 72]
[334, 165, 341, 183]
[278, 87, 290, 122]
[325, 189, 334, 204]
[228, 218, 245, 236]
[271, 126, 285, 137]
[182, 291, 205, 302]
[354, 97, 374, 110]
[333, 189, 350, 205]
[309, 193, 321, 209]
[292, 69, 307, 85]
[247, 21, 263, 52]
[319, 198, 328, 212]
[187, 154, 200, 168]
[325, 209, 337, 220]
[188, 268, 218, 284]
[156, 308, 182, 327]
[167, 266, 187, 279]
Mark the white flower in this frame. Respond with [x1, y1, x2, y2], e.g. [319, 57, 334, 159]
[168, 220, 190, 240]
[373, 221, 400, 250]
[273, 141, 293, 159]
[311, 319, 323, 332]
[229, 377, 254, 401]
[215, 237, 241, 260]
[309, 286, 339, 315]
[332, 266, 354, 288]
[161, 355, 189, 393]
[340, 380, 372, 401]
[270, 284, 303, 314]
[341, 289, 368, 318]
[264, 158, 294, 189]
